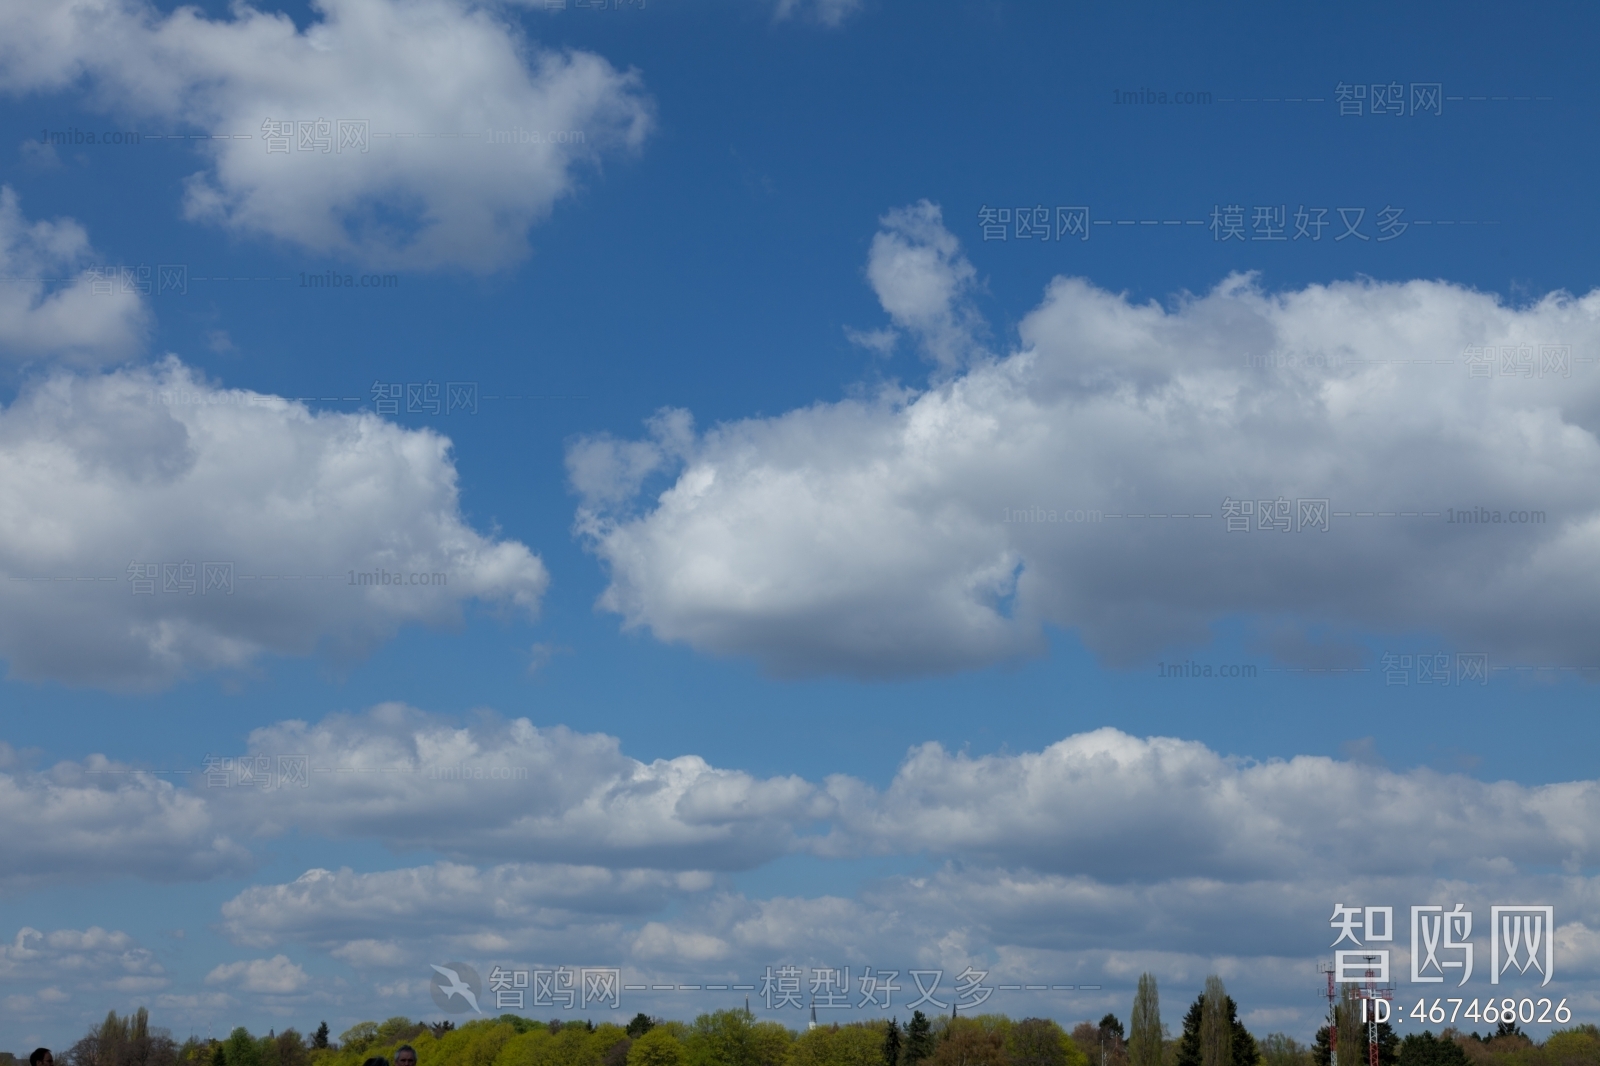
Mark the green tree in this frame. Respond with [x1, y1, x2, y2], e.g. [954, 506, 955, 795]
[1130, 976, 1163, 1066]
[1199, 977, 1232, 1066]
[628, 1020, 659, 1041]
[275, 1030, 309, 1066]
[684, 1011, 792, 1066]
[884, 1023, 901, 1066]
[224, 1031, 262, 1066]
[1006, 1019, 1079, 1066]
[791, 1022, 884, 1066]
[1176, 981, 1256, 1066]
[314, 1028, 330, 1052]
[1544, 1026, 1600, 1066]
[1260, 1034, 1310, 1066]
[628, 1028, 684, 1066]
[905, 1015, 934, 1066]
[376, 1021, 424, 1048]
[340, 1027, 380, 1059]
[1396, 1033, 1468, 1066]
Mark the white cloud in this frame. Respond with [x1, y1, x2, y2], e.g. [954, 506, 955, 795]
[0, 0, 652, 271]
[0, 759, 250, 892]
[819, 728, 1600, 881]
[573, 203, 1600, 678]
[218, 862, 713, 957]
[205, 954, 309, 994]
[0, 359, 548, 689]
[153, 991, 233, 1011]
[0, 927, 169, 999]
[0, 186, 148, 366]
[215, 704, 821, 870]
[21, 713, 1590, 1034]
[864, 200, 988, 372]
[207, 718, 1600, 974]
[772, 0, 861, 28]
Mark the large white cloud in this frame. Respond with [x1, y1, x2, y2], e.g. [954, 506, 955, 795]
[0, 751, 251, 892]
[572, 204, 1600, 677]
[213, 703, 823, 870]
[819, 728, 1600, 881]
[13, 716, 1600, 1035]
[0, 0, 652, 271]
[0, 359, 548, 689]
[0, 186, 148, 366]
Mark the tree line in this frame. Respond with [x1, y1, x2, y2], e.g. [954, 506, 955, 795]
[16, 975, 1596, 1066]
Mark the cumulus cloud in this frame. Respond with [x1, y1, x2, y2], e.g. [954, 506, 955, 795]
[214, 703, 821, 870]
[206, 717, 1600, 970]
[0, 358, 548, 689]
[24, 714, 1597, 1031]
[573, 203, 1600, 678]
[863, 200, 988, 372]
[0, 926, 169, 1008]
[819, 728, 1600, 881]
[0, 0, 652, 271]
[0, 186, 148, 366]
[204, 954, 308, 993]
[0, 760, 250, 892]
[218, 862, 714, 959]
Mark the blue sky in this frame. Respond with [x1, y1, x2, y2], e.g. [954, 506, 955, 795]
[0, 0, 1597, 1053]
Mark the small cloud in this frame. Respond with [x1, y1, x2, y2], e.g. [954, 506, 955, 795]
[331, 940, 407, 969]
[844, 326, 898, 356]
[1341, 736, 1385, 767]
[110, 976, 169, 993]
[19, 140, 60, 170]
[773, 0, 861, 27]
[37, 987, 69, 1003]
[526, 642, 571, 675]
[205, 954, 309, 994]
[205, 330, 236, 354]
[155, 992, 232, 1010]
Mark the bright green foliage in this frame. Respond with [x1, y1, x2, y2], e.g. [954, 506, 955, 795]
[630, 1029, 686, 1066]
[1006, 1018, 1084, 1066]
[792, 1023, 887, 1066]
[341, 1026, 382, 1058]
[1543, 1026, 1600, 1065]
[684, 1010, 794, 1066]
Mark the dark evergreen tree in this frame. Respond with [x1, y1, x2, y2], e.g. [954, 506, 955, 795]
[1177, 989, 1257, 1066]
[311, 1026, 329, 1052]
[884, 1020, 902, 1066]
[1396, 1032, 1469, 1066]
[905, 1011, 934, 1066]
